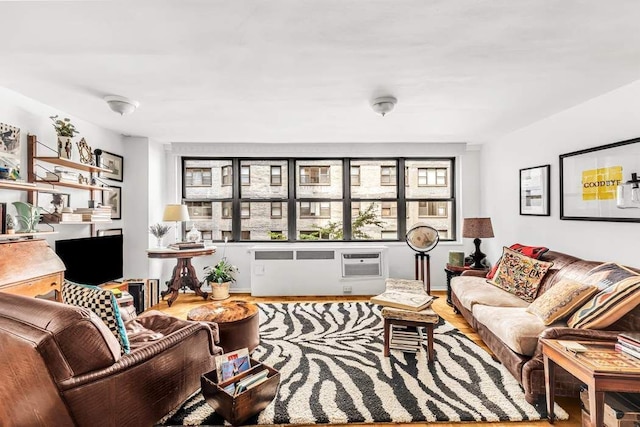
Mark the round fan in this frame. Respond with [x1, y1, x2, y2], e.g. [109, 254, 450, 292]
[405, 223, 439, 253]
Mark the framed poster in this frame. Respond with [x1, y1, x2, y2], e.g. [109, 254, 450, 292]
[103, 186, 122, 220]
[97, 228, 123, 237]
[96, 150, 123, 182]
[520, 164, 550, 216]
[560, 137, 640, 222]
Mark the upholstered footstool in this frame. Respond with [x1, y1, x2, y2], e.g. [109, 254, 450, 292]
[187, 300, 260, 353]
[381, 306, 439, 362]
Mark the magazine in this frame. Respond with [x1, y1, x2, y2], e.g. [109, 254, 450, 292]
[214, 348, 250, 382]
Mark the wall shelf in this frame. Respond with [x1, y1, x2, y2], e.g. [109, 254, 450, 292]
[34, 179, 109, 192]
[33, 156, 112, 174]
[0, 231, 58, 240]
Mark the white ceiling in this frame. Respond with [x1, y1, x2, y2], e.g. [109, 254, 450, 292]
[2, 1, 640, 144]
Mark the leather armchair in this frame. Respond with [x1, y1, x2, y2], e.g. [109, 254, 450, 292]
[0, 292, 222, 427]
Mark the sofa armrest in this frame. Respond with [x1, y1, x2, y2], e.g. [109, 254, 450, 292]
[136, 310, 220, 343]
[461, 269, 488, 278]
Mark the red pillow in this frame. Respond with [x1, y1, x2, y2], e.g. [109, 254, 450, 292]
[485, 243, 550, 279]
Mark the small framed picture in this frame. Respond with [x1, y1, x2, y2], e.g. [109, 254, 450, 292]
[97, 228, 123, 237]
[38, 193, 71, 213]
[96, 150, 124, 182]
[520, 164, 550, 216]
[103, 186, 121, 220]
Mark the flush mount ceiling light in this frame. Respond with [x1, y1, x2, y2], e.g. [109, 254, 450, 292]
[104, 95, 140, 116]
[371, 96, 397, 117]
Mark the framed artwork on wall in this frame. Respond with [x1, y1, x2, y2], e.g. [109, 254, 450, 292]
[97, 228, 123, 237]
[103, 186, 122, 220]
[520, 164, 550, 216]
[96, 150, 123, 182]
[560, 137, 640, 222]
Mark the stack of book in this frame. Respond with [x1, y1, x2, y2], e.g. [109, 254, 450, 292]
[616, 332, 640, 359]
[74, 206, 112, 222]
[224, 368, 271, 396]
[43, 170, 80, 183]
[389, 325, 424, 353]
[42, 212, 83, 223]
[168, 242, 205, 250]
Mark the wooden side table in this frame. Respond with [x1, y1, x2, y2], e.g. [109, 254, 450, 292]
[541, 339, 640, 426]
[444, 264, 488, 306]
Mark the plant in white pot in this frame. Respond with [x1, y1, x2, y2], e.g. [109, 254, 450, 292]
[203, 257, 238, 300]
[50, 115, 79, 160]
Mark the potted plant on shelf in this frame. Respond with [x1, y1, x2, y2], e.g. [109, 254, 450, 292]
[149, 223, 171, 248]
[203, 257, 238, 300]
[50, 115, 79, 160]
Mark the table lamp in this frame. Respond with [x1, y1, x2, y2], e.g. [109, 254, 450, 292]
[162, 204, 190, 243]
[462, 217, 494, 269]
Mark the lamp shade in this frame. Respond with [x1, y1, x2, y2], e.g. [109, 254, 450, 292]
[162, 204, 190, 222]
[462, 217, 494, 238]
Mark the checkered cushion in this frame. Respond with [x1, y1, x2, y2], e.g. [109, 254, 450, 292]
[62, 280, 130, 354]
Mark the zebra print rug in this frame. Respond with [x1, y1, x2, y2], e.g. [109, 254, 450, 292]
[160, 302, 567, 425]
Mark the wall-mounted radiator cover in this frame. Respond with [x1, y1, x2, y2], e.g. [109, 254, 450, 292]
[250, 246, 388, 296]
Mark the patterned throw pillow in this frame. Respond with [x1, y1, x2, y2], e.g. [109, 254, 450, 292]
[486, 243, 549, 279]
[488, 247, 554, 303]
[526, 280, 599, 325]
[62, 281, 130, 354]
[567, 265, 640, 329]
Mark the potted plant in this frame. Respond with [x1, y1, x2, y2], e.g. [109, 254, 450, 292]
[203, 257, 238, 300]
[50, 115, 79, 160]
[149, 223, 171, 248]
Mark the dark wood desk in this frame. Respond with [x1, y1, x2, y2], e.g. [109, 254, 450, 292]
[542, 339, 640, 427]
[147, 247, 216, 307]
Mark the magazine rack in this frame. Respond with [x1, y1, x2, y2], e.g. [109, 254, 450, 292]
[201, 358, 280, 425]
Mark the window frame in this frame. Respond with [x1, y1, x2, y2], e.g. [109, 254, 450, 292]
[185, 167, 212, 187]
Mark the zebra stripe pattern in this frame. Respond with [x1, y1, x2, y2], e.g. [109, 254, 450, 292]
[160, 302, 567, 425]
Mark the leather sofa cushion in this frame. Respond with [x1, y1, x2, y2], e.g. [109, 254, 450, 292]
[473, 305, 561, 356]
[451, 276, 529, 311]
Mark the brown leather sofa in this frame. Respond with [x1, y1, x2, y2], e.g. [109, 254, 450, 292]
[0, 292, 223, 427]
[451, 250, 640, 404]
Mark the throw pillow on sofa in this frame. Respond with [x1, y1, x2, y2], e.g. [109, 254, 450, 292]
[488, 246, 554, 303]
[486, 243, 549, 279]
[526, 280, 599, 325]
[567, 264, 640, 329]
[62, 280, 131, 354]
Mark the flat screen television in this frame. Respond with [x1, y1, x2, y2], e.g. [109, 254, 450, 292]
[55, 235, 124, 286]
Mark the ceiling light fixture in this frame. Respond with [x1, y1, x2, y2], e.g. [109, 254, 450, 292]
[104, 95, 140, 116]
[371, 96, 397, 117]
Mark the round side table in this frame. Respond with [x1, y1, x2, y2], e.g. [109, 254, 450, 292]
[187, 300, 260, 353]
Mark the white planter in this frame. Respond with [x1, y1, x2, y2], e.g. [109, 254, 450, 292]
[209, 281, 230, 300]
[58, 136, 72, 160]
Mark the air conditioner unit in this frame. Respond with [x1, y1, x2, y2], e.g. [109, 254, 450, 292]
[342, 252, 382, 278]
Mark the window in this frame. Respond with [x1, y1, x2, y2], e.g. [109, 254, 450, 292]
[241, 165, 251, 185]
[381, 202, 397, 217]
[271, 166, 282, 185]
[351, 166, 360, 186]
[222, 201, 232, 218]
[241, 202, 250, 218]
[185, 201, 212, 219]
[380, 166, 396, 185]
[299, 230, 330, 240]
[185, 168, 212, 187]
[241, 230, 251, 240]
[418, 167, 447, 186]
[270, 202, 282, 218]
[405, 166, 409, 187]
[351, 201, 360, 217]
[270, 231, 286, 240]
[221, 230, 232, 240]
[299, 166, 330, 185]
[418, 201, 448, 217]
[221, 165, 232, 186]
[299, 201, 331, 218]
[381, 230, 397, 240]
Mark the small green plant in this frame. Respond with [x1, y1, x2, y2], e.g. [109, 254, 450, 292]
[50, 115, 79, 137]
[149, 223, 171, 238]
[203, 258, 238, 284]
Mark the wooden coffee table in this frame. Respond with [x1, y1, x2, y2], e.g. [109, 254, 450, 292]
[381, 306, 439, 363]
[542, 339, 640, 426]
[187, 300, 260, 353]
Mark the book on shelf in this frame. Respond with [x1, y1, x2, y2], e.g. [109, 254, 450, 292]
[619, 332, 640, 346]
[168, 242, 205, 250]
[214, 348, 250, 383]
[370, 291, 433, 311]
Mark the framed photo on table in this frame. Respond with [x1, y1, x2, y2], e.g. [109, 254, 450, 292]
[96, 150, 123, 182]
[560, 137, 640, 222]
[520, 164, 550, 216]
[103, 186, 121, 220]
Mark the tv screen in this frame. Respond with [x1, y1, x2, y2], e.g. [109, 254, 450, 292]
[55, 235, 124, 286]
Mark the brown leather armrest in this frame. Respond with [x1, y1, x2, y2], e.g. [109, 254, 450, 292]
[461, 269, 488, 278]
[135, 310, 220, 343]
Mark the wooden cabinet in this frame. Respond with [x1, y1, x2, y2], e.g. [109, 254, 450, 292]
[0, 239, 65, 298]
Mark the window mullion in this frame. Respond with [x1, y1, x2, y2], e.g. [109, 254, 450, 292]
[397, 158, 406, 242]
[287, 159, 296, 241]
[343, 158, 352, 240]
[231, 159, 241, 241]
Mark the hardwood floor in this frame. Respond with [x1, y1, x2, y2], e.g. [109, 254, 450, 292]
[151, 290, 581, 426]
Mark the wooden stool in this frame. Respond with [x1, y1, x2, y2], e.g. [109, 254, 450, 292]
[382, 306, 439, 362]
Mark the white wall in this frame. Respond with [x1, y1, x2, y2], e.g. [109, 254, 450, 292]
[481, 79, 640, 266]
[154, 142, 482, 293]
[0, 87, 125, 254]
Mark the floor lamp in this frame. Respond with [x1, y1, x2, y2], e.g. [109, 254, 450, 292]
[162, 204, 190, 243]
